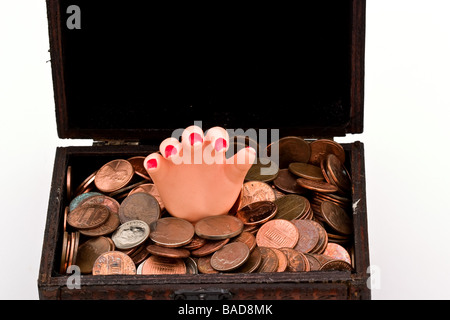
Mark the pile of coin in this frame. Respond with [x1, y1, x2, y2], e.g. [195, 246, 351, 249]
[264, 137, 354, 243]
[60, 138, 354, 276]
[61, 156, 162, 275]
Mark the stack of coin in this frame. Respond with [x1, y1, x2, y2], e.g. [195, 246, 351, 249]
[232, 137, 354, 269]
[264, 138, 353, 243]
[61, 138, 354, 276]
[136, 217, 195, 275]
[60, 156, 164, 275]
[135, 215, 244, 275]
[59, 230, 80, 274]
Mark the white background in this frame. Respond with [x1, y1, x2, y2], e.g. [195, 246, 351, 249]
[1, 0, 450, 300]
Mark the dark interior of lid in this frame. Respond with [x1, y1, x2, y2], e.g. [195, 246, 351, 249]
[58, 1, 353, 140]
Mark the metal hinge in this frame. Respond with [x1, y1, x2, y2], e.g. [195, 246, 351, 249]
[172, 289, 233, 300]
[93, 140, 140, 146]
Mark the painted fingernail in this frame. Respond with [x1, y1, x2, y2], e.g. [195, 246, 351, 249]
[164, 145, 177, 158]
[214, 138, 227, 152]
[189, 132, 203, 146]
[246, 146, 256, 154]
[146, 158, 157, 169]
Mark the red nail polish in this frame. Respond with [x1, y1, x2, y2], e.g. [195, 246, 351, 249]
[164, 145, 177, 158]
[189, 132, 203, 145]
[146, 158, 157, 169]
[214, 138, 227, 152]
[246, 146, 256, 154]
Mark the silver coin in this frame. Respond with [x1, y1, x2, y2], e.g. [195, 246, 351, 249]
[184, 257, 198, 275]
[112, 220, 150, 249]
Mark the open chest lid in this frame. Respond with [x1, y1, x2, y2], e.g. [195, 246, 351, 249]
[47, 0, 365, 143]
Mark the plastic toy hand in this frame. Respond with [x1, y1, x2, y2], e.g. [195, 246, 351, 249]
[144, 125, 256, 223]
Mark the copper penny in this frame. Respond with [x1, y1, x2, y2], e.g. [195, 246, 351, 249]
[66, 232, 77, 271]
[94, 159, 134, 193]
[296, 178, 339, 193]
[310, 253, 333, 266]
[327, 232, 350, 245]
[245, 158, 279, 182]
[235, 247, 262, 273]
[279, 248, 310, 272]
[304, 253, 322, 271]
[271, 248, 288, 272]
[77, 196, 121, 236]
[327, 229, 350, 240]
[127, 156, 152, 181]
[67, 232, 79, 272]
[197, 255, 219, 274]
[232, 231, 257, 252]
[326, 154, 352, 191]
[289, 162, 324, 181]
[146, 244, 190, 259]
[190, 238, 230, 257]
[182, 234, 207, 250]
[236, 201, 277, 226]
[150, 217, 194, 247]
[273, 169, 308, 194]
[313, 192, 351, 208]
[118, 243, 139, 256]
[129, 244, 151, 265]
[256, 219, 299, 249]
[309, 220, 328, 254]
[92, 251, 136, 275]
[322, 165, 348, 196]
[319, 259, 353, 271]
[141, 255, 186, 275]
[129, 183, 165, 211]
[59, 231, 69, 274]
[326, 229, 350, 240]
[195, 215, 243, 240]
[309, 139, 345, 166]
[273, 194, 310, 220]
[76, 236, 113, 274]
[106, 237, 115, 250]
[272, 187, 286, 199]
[291, 220, 320, 253]
[266, 136, 311, 169]
[210, 242, 250, 272]
[63, 206, 69, 232]
[320, 201, 353, 235]
[64, 232, 71, 273]
[119, 192, 161, 227]
[242, 224, 259, 235]
[304, 206, 314, 220]
[79, 211, 120, 237]
[255, 247, 278, 273]
[320, 157, 334, 185]
[69, 191, 103, 212]
[108, 180, 147, 198]
[322, 243, 351, 264]
[67, 204, 110, 230]
[80, 194, 120, 214]
[71, 231, 80, 267]
[319, 191, 351, 204]
[240, 181, 276, 209]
